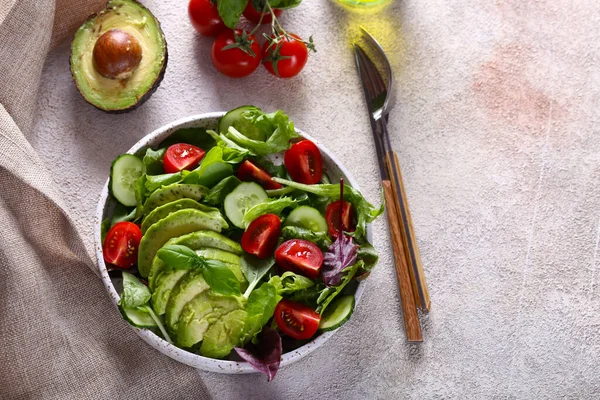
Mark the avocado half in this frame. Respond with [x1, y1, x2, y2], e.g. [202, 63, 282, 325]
[70, 0, 168, 113]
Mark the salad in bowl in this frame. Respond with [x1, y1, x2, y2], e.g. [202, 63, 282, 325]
[96, 106, 383, 380]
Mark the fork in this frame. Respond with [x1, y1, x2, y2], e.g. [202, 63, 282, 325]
[354, 28, 430, 341]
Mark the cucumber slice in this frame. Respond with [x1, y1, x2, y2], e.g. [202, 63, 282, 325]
[119, 305, 157, 328]
[224, 182, 268, 229]
[318, 295, 355, 331]
[284, 206, 328, 233]
[218, 105, 265, 141]
[110, 154, 144, 206]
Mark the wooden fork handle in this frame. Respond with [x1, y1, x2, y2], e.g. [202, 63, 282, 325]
[385, 152, 431, 312]
[382, 180, 422, 342]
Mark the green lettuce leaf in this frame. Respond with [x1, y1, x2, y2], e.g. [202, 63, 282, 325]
[224, 110, 299, 155]
[182, 147, 234, 188]
[158, 127, 216, 150]
[272, 178, 384, 239]
[145, 172, 182, 193]
[217, 0, 247, 29]
[142, 148, 166, 175]
[207, 130, 251, 163]
[204, 176, 241, 206]
[280, 226, 332, 250]
[242, 283, 279, 344]
[242, 197, 298, 227]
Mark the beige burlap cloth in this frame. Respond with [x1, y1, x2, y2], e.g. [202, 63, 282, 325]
[0, 1, 211, 398]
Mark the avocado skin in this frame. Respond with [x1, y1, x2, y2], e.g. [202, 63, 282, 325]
[69, 0, 168, 113]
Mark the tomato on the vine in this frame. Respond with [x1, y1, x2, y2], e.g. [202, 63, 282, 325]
[262, 33, 309, 78]
[274, 299, 321, 340]
[102, 222, 142, 269]
[188, 0, 225, 36]
[212, 29, 262, 78]
[243, 2, 282, 24]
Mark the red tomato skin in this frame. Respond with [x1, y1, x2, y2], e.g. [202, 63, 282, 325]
[284, 140, 323, 184]
[325, 200, 356, 238]
[188, 0, 226, 36]
[243, 2, 282, 24]
[262, 34, 308, 78]
[242, 214, 281, 259]
[237, 160, 283, 190]
[274, 299, 321, 340]
[275, 239, 324, 279]
[163, 143, 206, 173]
[103, 222, 142, 269]
[212, 29, 261, 78]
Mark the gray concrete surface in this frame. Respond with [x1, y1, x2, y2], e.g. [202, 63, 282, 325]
[32, 0, 600, 398]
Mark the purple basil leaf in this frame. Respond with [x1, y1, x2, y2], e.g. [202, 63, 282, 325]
[321, 234, 358, 286]
[234, 326, 282, 381]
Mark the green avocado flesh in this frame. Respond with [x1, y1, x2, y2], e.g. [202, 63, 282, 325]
[177, 292, 245, 348]
[200, 309, 247, 359]
[137, 208, 229, 278]
[148, 230, 242, 290]
[143, 184, 208, 216]
[70, 0, 167, 112]
[141, 199, 220, 234]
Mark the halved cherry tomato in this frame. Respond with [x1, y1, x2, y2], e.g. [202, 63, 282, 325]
[242, 214, 281, 259]
[274, 299, 321, 340]
[103, 222, 142, 269]
[284, 140, 322, 184]
[262, 34, 309, 78]
[275, 239, 323, 279]
[325, 200, 356, 238]
[237, 160, 283, 190]
[188, 0, 226, 36]
[242, 2, 282, 24]
[163, 143, 205, 173]
[212, 29, 261, 78]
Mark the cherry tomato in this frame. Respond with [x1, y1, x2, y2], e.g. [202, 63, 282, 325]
[325, 200, 356, 238]
[262, 34, 308, 78]
[163, 143, 206, 173]
[275, 239, 323, 279]
[212, 29, 261, 78]
[237, 160, 283, 190]
[188, 0, 226, 36]
[243, 2, 282, 24]
[242, 214, 281, 259]
[274, 299, 321, 340]
[102, 222, 142, 269]
[284, 139, 322, 184]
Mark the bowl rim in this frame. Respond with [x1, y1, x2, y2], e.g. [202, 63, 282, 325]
[94, 112, 371, 374]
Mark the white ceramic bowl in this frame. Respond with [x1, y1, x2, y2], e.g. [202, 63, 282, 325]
[95, 112, 371, 374]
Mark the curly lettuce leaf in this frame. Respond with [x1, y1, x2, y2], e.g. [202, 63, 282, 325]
[142, 148, 165, 175]
[207, 130, 251, 163]
[321, 234, 358, 287]
[225, 110, 299, 155]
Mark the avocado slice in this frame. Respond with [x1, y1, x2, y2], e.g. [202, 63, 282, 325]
[165, 270, 210, 332]
[137, 208, 228, 278]
[148, 230, 242, 290]
[141, 199, 220, 234]
[176, 291, 245, 348]
[143, 184, 208, 216]
[200, 309, 248, 359]
[70, 0, 167, 112]
[151, 269, 188, 316]
[195, 249, 247, 290]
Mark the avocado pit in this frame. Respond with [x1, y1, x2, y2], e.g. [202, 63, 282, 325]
[93, 29, 142, 80]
